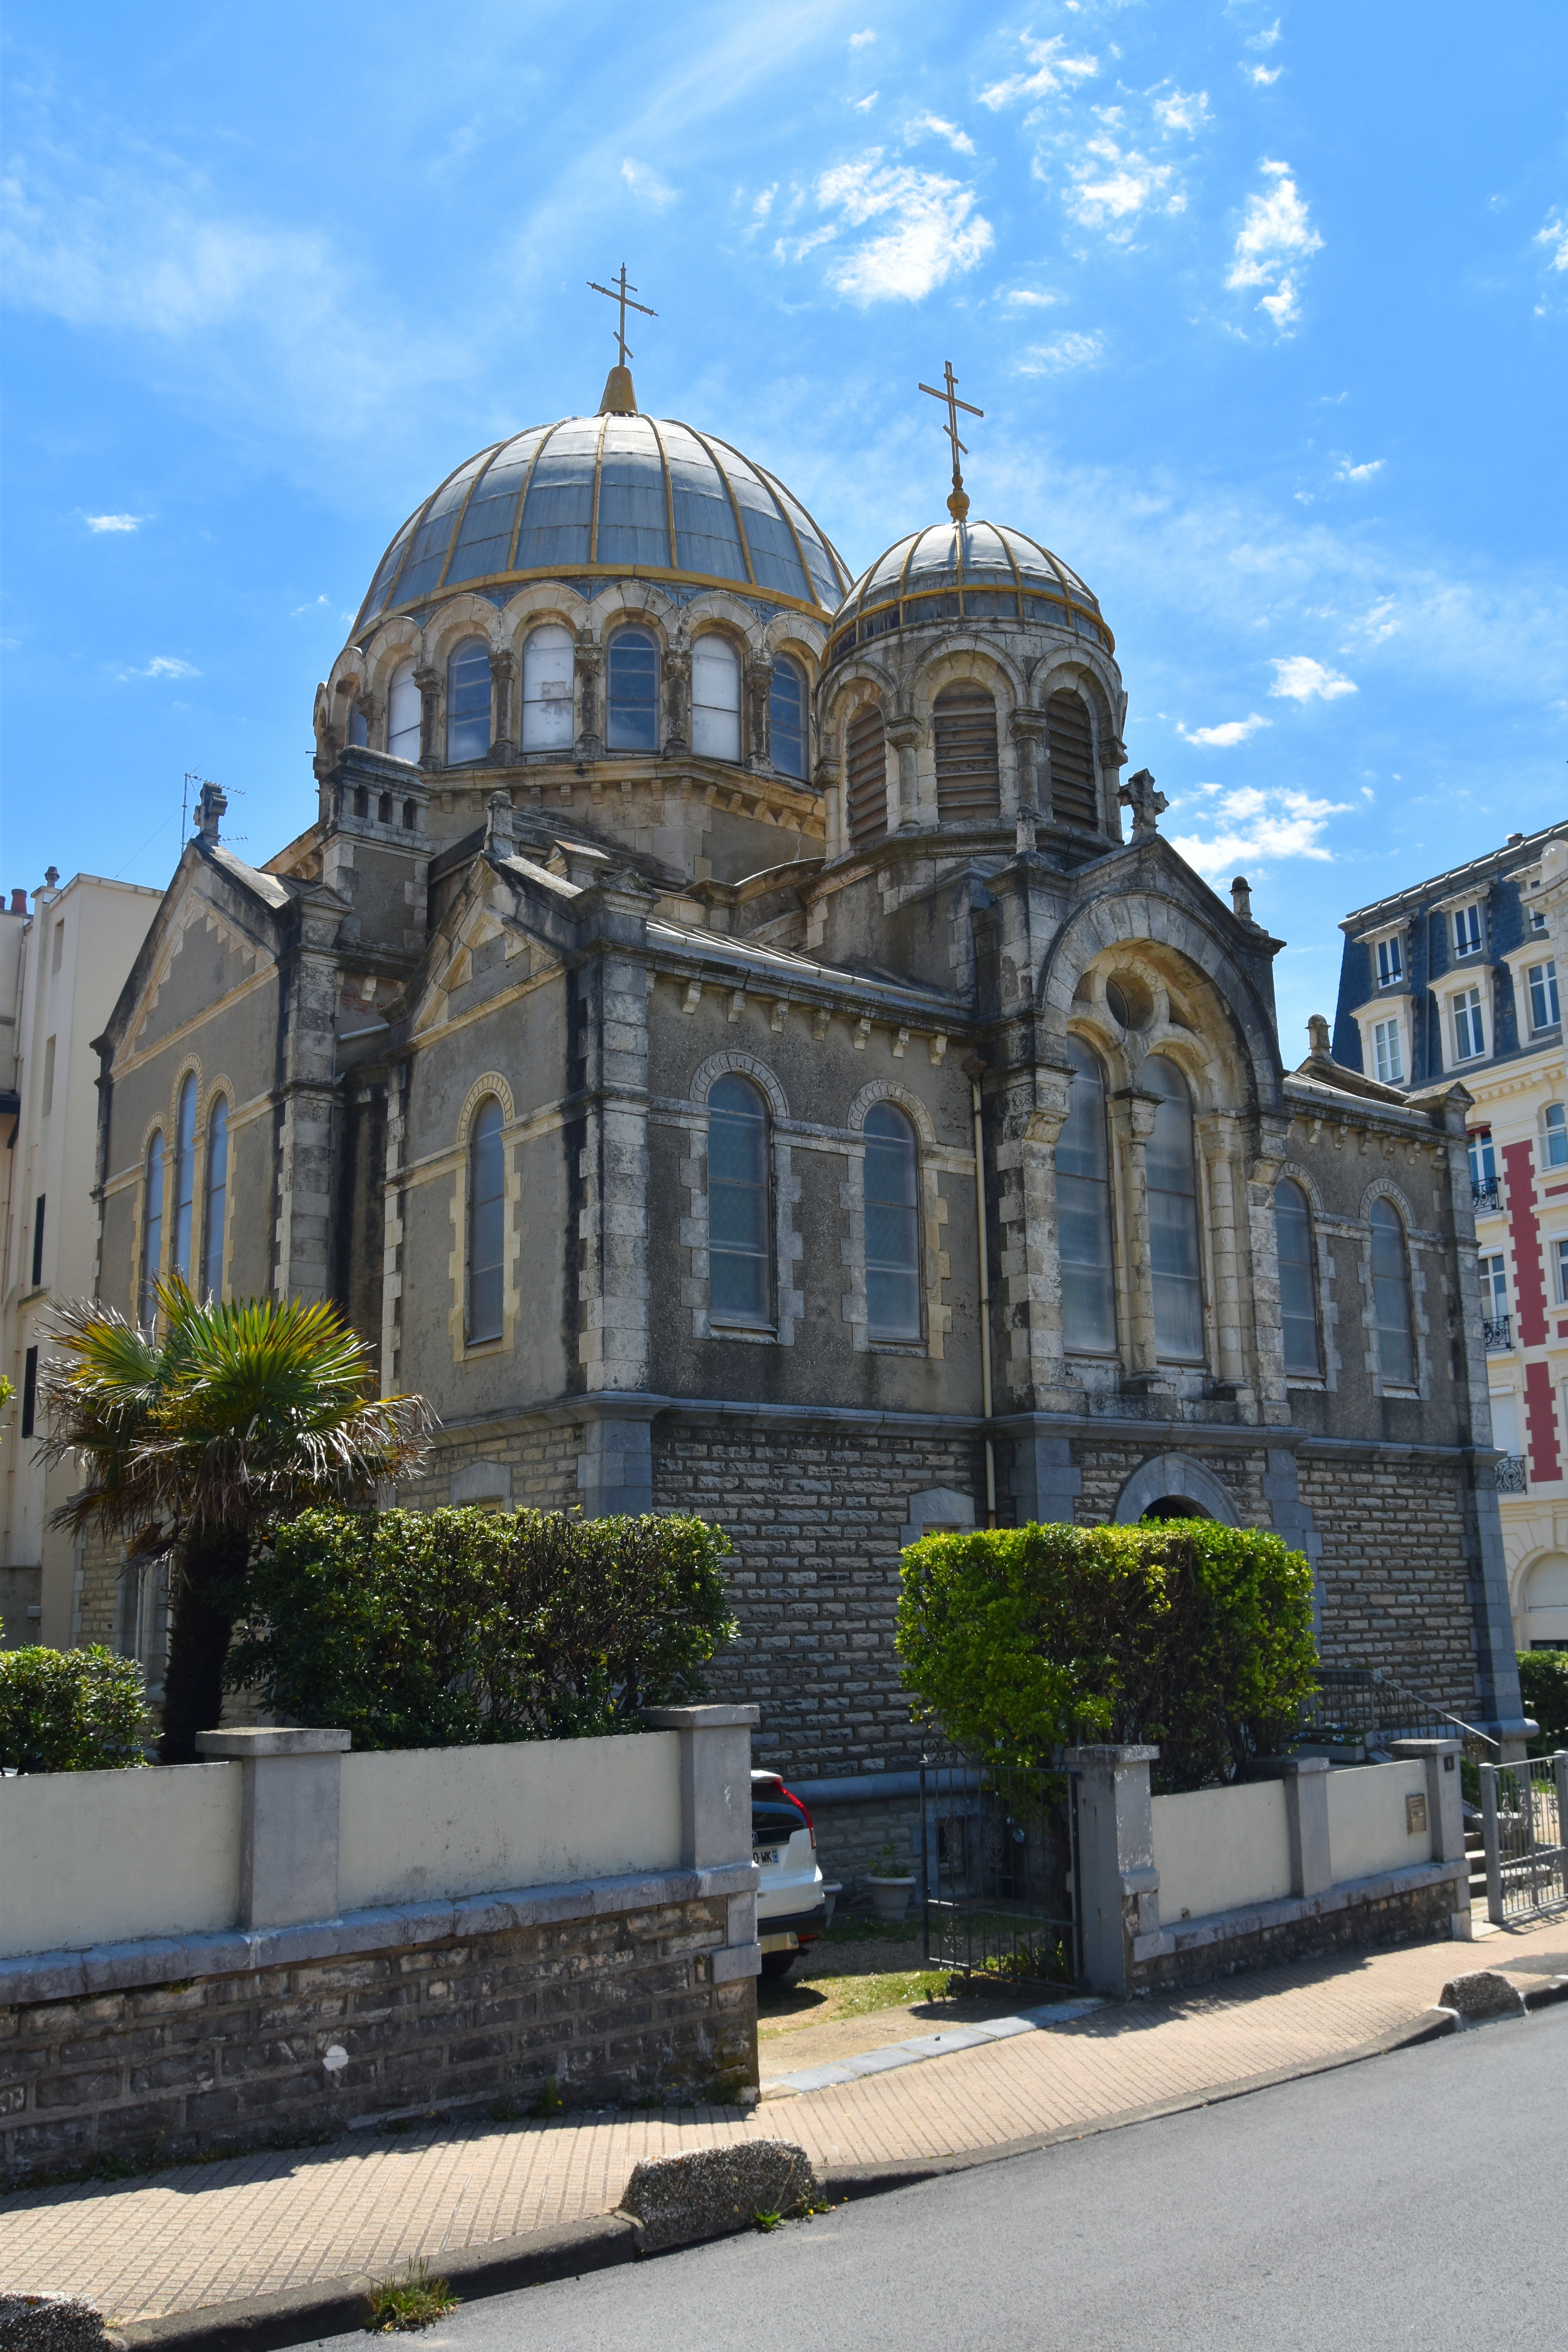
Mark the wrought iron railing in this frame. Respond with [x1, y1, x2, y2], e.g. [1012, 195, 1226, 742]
[1483, 1315, 1512, 1351]
[920, 1748, 1079, 1990]
[1494, 1455, 1528, 1494]
[1471, 1176, 1502, 1213]
[1296, 1666, 1499, 1755]
[1479, 1754, 1568, 1925]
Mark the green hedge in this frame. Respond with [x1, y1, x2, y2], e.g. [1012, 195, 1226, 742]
[0, 1646, 150, 1771]
[1518, 1649, 1568, 1757]
[224, 1506, 737, 1749]
[897, 1519, 1318, 1793]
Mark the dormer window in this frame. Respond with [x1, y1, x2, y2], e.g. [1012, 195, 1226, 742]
[1372, 1015, 1403, 1084]
[1451, 985, 1486, 1063]
[1376, 935, 1403, 987]
[1527, 960, 1560, 1033]
[1453, 902, 1483, 957]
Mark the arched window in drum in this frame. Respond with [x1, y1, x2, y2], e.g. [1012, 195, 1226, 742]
[692, 636, 742, 762]
[1046, 691, 1097, 830]
[606, 627, 660, 751]
[933, 684, 1000, 822]
[522, 624, 575, 752]
[845, 705, 887, 848]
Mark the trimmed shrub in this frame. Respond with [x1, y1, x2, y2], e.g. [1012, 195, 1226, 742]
[225, 1506, 737, 1749]
[1518, 1649, 1568, 1758]
[0, 1645, 150, 1771]
[897, 1519, 1318, 1793]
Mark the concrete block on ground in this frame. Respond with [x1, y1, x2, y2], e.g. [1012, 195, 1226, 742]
[1437, 1968, 1526, 2021]
[617, 2140, 818, 2252]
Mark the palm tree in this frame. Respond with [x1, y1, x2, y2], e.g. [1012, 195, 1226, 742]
[39, 1278, 433, 1762]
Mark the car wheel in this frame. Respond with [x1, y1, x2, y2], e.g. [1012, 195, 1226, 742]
[759, 1949, 799, 1983]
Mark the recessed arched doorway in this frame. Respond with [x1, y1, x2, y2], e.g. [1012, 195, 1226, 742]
[1138, 1495, 1213, 1524]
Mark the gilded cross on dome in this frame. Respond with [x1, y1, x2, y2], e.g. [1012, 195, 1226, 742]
[589, 265, 657, 414]
[918, 359, 984, 522]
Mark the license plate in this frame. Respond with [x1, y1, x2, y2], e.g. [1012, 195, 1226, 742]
[753, 1846, 781, 1867]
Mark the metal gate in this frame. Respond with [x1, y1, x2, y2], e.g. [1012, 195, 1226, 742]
[1479, 1753, 1568, 1926]
[920, 1750, 1078, 1989]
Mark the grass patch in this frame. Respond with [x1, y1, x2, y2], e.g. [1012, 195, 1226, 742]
[828, 1968, 951, 2018]
[365, 2259, 458, 2334]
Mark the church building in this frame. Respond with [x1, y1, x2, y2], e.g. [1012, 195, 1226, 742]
[85, 337, 1528, 1809]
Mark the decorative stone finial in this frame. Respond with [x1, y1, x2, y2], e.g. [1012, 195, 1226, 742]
[196, 784, 227, 840]
[43, 865, 60, 890]
[1118, 769, 1167, 840]
[486, 791, 516, 856]
[1231, 875, 1254, 923]
[1307, 1013, 1332, 1063]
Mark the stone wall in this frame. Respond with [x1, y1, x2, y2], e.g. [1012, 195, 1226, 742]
[1, 1894, 755, 2185]
[1298, 1448, 1478, 1710]
[1130, 1872, 1455, 1996]
[410, 1416, 586, 1516]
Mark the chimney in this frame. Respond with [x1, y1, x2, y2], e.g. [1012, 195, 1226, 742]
[43, 866, 60, 891]
[1231, 875, 1254, 924]
[8, 890, 25, 916]
[1306, 1013, 1333, 1064]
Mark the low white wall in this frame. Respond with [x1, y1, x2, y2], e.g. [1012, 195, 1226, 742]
[336, 1731, 684, 1909]
[1326, 1757, 1432, 1880]
[1152, 1780, 1292, 1923]
[0, 1764, 242, 1959]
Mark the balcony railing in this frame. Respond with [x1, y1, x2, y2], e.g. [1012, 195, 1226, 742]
[1494, 1455, 1528, 1494]
[1483, 1316, 1512, 1351]
[1471, 1176, 1502, 1212]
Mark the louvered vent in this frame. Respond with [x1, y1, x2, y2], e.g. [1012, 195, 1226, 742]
[1047, 692, 1098, 831]
[933, 686, 1001, 824]
[846, 707, 888, 848]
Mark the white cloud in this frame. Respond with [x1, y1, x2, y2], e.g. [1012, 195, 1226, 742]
[1005, 287, 1062, 307]
[1017, 330, 1106, 374]
[852, 92, 879, 112]
[120, 655, 199, 681]
[809, 157, 994, 303]
[1177, 712, 1272, 746]
[1151, 87, 1210, 135]
[849, 27, 875, 45]
[291, 595, 331, 617]
[1227, 161, 1322, 332]
[1335, 456, 1384, 483]
[1539, 208, 1568, 270]
[1269, 655, 1358, 702]
[1248, 64, 1282, 85]
[907, 113, 975, 156]
[750, 183, 778, 227]
[1169, 784, 1352, 878]
[84, 512, 144, 532]
[980, 33, 1098, 110]
[620, 158, 677, 210]
[1248, 18, 1282, 46]
[1065, 135, 1182, 235]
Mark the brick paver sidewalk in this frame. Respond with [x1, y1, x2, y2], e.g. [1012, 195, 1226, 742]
[4, 1918, 1563, 2327]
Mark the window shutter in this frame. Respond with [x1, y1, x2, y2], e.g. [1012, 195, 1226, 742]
[1046, 691, 1098, 830]
[846, 707, 887, 848]
[933, 685, 1001, 822]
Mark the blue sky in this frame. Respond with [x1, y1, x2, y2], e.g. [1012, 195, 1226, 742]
[3, 0, 1564, 1051]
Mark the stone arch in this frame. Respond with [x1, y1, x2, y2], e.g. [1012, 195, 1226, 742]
[1358, 1174, 1420, 1228]
[910, 633, 1029, 711]
[458, 1071, 515, 1142]
[1112, 1453, 1239, 1526]
[847, 1076, 938, 1147]
[1276, 1158, 1328, 1218]
[424, 593, 508, 670]
[1028, 650, 1122, 733]
[691, 1049, 788, 1122]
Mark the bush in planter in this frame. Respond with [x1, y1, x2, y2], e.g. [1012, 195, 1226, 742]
[1517, 1649, 1568, 1757]
[897, 1519, 1317, 1794]
[0, 1645, 149, 1771]
[225, 1505, 737, 1748]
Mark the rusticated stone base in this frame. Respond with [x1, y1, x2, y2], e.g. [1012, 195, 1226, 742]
[0, 1896, 756, 2186]
[1130, 1874, 1459, 1998]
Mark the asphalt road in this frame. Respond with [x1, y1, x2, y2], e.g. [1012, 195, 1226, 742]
[313, 2007, 1567, 2352]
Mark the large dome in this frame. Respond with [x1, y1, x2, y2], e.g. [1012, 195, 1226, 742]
[826, 519, 1112, 668]
[353, 413, 852, 634]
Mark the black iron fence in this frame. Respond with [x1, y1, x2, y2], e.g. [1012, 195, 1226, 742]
[1296, 1666, 1498, 1757]
[920, 1748, 1079, 1990]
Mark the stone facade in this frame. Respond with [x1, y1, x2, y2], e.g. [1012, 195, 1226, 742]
[1129, 1873, 1457, 1996]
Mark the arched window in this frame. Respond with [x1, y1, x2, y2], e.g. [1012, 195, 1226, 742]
[1047, 691, 1098, 831]
[1145, 1056, 1204, 1361]
[446, 638, 492, 764]
[864, 1102, 921, 1340]
[466, 1097, 506, 1344]
[1058, 1037, 1116, 1352]
[348, 706, 368, 749]
[770, 656, 807, 780]
[1370, 1198, 1415, 1386]
[171, 1074, 197, 1283]
[402, 798, 417, 830]
[202, 1097, 228, 1301]
[933, 684, 1001, 823]
[708, 1074, 771, 1325]
[606, 627, 659, 751]
[692, 636, 742, 762]
[140, 1132, 165, 1324]
[846, 705, 887, 848]
[521, 623, 575, 752]
[1274, 1178, 1321, 1377]
[387, 662, 421, 761]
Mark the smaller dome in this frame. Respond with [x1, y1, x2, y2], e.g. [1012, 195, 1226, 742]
[826, 519, 1112, 668]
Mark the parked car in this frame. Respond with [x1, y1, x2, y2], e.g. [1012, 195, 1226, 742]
[752, 1769, 827, 1981]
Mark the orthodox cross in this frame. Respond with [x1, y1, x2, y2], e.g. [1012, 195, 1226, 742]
[588, 264, 657, 367]
[918, 360, 984, 521]
[1118, 768, 1169, 840]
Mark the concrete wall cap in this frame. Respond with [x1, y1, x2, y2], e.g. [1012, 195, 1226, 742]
[641, 1705, 761, 1730]
[1388, 1737, 1463, 1757]
[194, 1728, 352, 1757]
[1063, 1744, 1160, 1766]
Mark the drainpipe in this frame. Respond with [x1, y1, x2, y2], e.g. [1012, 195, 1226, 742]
[965, 1059, 997, 1526]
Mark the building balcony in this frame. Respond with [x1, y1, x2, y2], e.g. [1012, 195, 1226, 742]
[1494, 1455, 1528, 1494]
[1483, 1316, 1512, 1352]
[1472, 1176, 1502, 1213]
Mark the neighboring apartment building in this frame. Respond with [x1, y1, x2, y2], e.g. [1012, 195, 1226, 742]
[1335, 822, 1568, 1651]
[0, 870, 163, 1648]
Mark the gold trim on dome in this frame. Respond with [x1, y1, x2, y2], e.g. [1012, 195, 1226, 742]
[359, 563, 835, 642]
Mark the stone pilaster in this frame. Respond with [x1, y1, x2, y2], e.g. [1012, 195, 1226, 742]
[574, 635, 602, 756]
[745, 657, 772, 770]
[995, 1056, 1076, 1408]
[414, 666, 441, 771]
[1111, 1086, 1161, 1378]
[273, 881, 349, 1304]
[886, 716, 922, 832]
[1196, 1109, 1248, 1392]
[664, 639, 691, 757]
[490, 649, 517, 764]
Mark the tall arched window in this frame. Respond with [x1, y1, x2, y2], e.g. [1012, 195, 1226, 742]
[171, 1074, 198, 1283]
[387, 662, 422, 761]
[692, 636, 742, 762]
[203, 1097, 229, 1301]
[348, 706, 368, 748]
[466, 1097, 506, 1343]
[1058, 1037, 1116, 1352]
[708, 1074, 771, 1326]
[1370, 1197, 1415, 1387]
[140, 1132, 165, 1324]
[446, 638, 492, 764]
[846, 705, 887, 848]
[606, 627, 659, 751]
[1047, 691, 1098, 831]
[933, 684, 1001, 823]
[1145, 1055, 1204, 1361]
[1274, 1178, 1321, 1377]
[521, 624, 575, 751]
[865, 1102, 921, 1340]
[770, 656, 807, 779]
